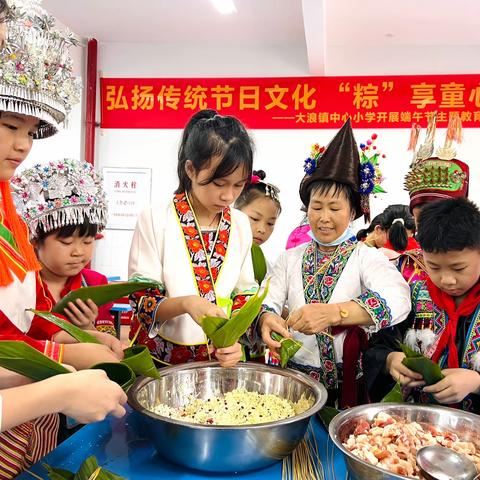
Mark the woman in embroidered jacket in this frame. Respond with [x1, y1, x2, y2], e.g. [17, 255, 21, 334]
[129, 110, 258, 367]
[365, 198, 480, 412]
[259, 120, 411, 409]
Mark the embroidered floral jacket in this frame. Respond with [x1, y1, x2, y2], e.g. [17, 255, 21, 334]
[128, 193, 258, 363]
[261, 239, 411, 394]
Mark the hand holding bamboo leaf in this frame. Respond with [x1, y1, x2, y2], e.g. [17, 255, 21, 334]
[259, 311, 292, 357]
[271, 332, 302, 368]
[201, 280, 270, 349]
[399, 343, 444, 385]
[52, 280, 161, 314]
[423, 368, 480, 404]
[63, 298, 98, 329]
[386, 351, 425, 388]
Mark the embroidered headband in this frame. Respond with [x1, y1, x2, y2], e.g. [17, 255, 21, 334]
[11, 159, 108, 239]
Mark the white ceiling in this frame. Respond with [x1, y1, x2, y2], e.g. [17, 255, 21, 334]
[42, 0, 480, 75]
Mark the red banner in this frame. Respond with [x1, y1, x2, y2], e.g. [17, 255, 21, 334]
[100, 74, 480, 129]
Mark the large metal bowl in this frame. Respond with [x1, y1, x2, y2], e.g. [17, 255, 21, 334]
[329, 403, 480, 480]
[127, 361, 327, 472]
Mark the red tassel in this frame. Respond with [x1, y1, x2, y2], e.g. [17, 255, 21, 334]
[0, 182, 40, 286]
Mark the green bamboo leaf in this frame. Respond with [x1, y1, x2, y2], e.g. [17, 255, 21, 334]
[402, 357, 444, 385]
[381, 381, 404, 402]
[400, 343, 444, 386]
[205, 280, 270, 348]
[29, 310, 101, 344]
[52, 281, 160, 314]
[251, 243, 267, 285]
[43, 464, 75, 479]
[317, 406, 340, 430]
[271, 332, 302, 368]
[122, 346, 160, 379]
[201, 315, 229, 339]
[400, 343, 420, 358]
[91, 363, 136, 392]
[0, 341, 70, 381]
[73, 456, 125, 480]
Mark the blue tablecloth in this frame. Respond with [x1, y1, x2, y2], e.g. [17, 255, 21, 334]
[18, 410, 348, 479]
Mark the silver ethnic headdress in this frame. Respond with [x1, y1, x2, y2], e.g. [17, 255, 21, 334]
[0, 0, 81, 138]
[11, 159, 108, 239]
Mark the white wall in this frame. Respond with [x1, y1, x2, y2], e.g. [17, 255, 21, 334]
[21, 39, 475, 280]
[18, 35, 85, 170]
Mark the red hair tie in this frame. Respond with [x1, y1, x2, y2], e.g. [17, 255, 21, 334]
[251, 174, 261, 184]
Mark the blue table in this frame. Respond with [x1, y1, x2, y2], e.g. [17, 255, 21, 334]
[19, 410, 347, 479]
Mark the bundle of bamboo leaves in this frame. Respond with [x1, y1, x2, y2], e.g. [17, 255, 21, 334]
[28, 455, 125, 480]
[0, 310, 159, 392]
[201, 280, 270, 348]
[382, 343, 444, 402]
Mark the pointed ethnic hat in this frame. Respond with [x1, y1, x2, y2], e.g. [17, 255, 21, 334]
[299, 119, 385, 220]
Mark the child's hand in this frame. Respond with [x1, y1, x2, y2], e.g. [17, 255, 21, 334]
[214, 342, 243, 368]
[62, 343, 122, 370]
[184, 296, 226, 324]
[259, 312, 291, 359]
[423, 368, 480, 404]
[64, 298, 98, 330]
[51, 370, 127, 422]
[386, 351, 425, 387]
[88, 330, 124, 360]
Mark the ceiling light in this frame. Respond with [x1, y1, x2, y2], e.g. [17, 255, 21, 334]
[210, 0, 237, 15]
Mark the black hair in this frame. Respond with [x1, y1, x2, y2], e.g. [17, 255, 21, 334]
[356, 213, 383, 241]
[234, 169, 282, 213]
[0, 0, 11, 20]
[175, 111, 254, 194]
[35, 216, 99, 244]
[417, 198, 480, 253]
[307, 179, 357, 213]
[177, 109, 217, 167]
[380, 204, 415, 252]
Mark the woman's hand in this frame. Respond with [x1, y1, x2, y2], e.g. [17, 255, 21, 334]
[64, 299, 98, 330]
[259, 312, 291, 358]
[386, 351, 425, 387]
[213, 342, 243, 368]
[287, 303, 339, 335]
[423, 368, 480, 404]
[184, 296, 226, 324]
